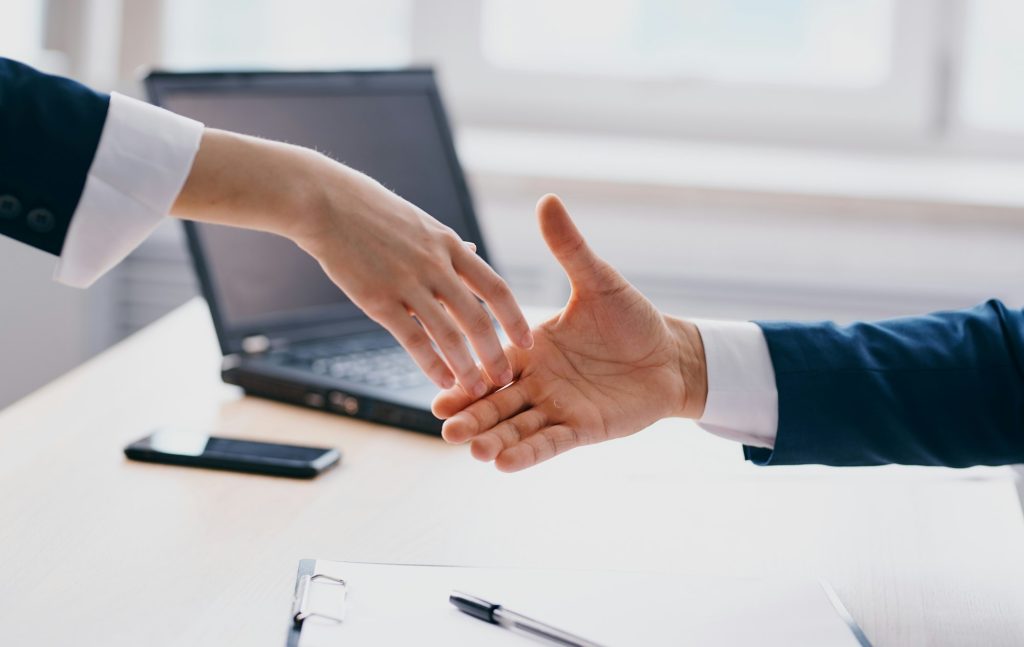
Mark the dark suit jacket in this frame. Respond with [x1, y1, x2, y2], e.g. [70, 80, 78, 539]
[0, 57, 109, 255]
[746, 300, 1024, 467]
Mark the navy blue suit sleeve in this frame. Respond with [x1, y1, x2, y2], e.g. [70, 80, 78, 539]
[0, 57, 109, 255]
[745, 300, 1024, 467]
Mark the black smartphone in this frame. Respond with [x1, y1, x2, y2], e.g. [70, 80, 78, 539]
[124, 429, 340, 479]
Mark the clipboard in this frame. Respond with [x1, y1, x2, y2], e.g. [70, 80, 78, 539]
[285, 559, 872, 647]
[287, 560, 343, 647]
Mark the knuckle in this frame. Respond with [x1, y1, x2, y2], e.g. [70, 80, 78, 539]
[482, 273, 511, 297]
[440, 327, 464, 348]
[479, 398, 501, 426]
[407, 239, 442, 264]
[469, 310, 493, 335]
[466, 403, 488, 430]
[555, 427, 578, 454]
[528, 440, 541, 464]
[440, 228, 462, 247]
[404, 329, 431, 350]
[542, 432, 558, 458]
[359, 295, 391, 319]
[427, 356, 449, 378]
[528, 409, 547, 429]
[505, 418, 522, 442]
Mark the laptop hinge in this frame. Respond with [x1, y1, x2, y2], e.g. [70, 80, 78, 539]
[241, 334, 276, 355]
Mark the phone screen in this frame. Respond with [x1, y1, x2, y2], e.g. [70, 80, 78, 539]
[125, 430, 340, 478]
[145, 430, 327, 461]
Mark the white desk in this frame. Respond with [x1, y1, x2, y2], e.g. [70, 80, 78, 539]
[1, 300, 1023, 646]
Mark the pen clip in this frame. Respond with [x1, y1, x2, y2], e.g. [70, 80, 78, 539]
[292, 573, 347, 627]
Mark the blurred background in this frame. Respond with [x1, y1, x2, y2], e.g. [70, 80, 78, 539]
[2, 0, 1024, 408]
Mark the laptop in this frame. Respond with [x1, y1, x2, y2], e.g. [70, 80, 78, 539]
[145, 70, 498, 435]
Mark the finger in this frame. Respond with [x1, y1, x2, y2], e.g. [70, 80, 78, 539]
[410, 296, 487, 397]
[495, 424, 582, 473]
[431, 346, 525, 419]
[536, 194, 619, 295]
[452, 247, 534, 349]
[379, 307, 455, 389]
[470, 408, 548, 462]
[436, 279, 513, 387]
[432, 384, 477, 420]
[440, 382, 529, 443]
[464, 241, 477, 253]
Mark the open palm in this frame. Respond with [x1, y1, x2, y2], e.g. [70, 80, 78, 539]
[433, 195, 706, 472]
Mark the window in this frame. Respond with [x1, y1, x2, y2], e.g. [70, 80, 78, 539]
[482, 0, 893, 88]
[162, 0, 412, 70]
[20, 0, 1023, 154]
[0, 0, 47, 64]
[958, 0, 1024, 135]
[413, 0, 938, 147]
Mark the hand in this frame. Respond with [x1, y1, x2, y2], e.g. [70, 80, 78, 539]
[433, 195, 708, 472]
[173, 129, 533, 396]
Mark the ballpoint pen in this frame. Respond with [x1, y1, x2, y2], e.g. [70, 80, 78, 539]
[449, 590, 608, 647]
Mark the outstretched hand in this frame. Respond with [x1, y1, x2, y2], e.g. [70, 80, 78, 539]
[174, 129, 533, 397]
[433, 195, 708, 472]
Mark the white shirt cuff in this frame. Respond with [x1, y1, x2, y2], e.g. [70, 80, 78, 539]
[693, 320, 779, 449]
[54, 92, 203, 288]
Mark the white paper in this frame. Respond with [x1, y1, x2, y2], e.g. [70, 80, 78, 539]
[298, 561, 866, 647]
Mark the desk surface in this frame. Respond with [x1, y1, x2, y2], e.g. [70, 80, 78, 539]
[2, 300, 1023, 646]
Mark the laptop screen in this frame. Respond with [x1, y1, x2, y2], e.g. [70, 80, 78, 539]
[148, 72, 485, 345]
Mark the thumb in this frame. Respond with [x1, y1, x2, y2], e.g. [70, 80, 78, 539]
[537, 194, 617, 294]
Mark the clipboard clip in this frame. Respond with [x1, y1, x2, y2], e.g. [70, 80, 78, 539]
[292, 573, 347, 628]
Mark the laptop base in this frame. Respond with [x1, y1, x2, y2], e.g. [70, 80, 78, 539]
[223, 366, 444, 435]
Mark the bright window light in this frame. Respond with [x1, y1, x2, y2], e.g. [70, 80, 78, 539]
[0, 0, 46, 63]
[162, 0, 412, 70]
[481, 0, 894, 87]
[959, 0, 1024, 134]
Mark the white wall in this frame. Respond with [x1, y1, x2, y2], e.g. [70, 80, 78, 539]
[473, 177, 1024, 325]
[0, 242, 116, 406]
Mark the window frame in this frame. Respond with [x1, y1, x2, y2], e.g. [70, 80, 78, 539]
[938, 0, 1024, 157]
[409, 0, 949, 150]
[32, 0, 1024, 157]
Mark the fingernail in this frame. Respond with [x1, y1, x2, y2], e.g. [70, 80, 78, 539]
[473, 382, 487, 398]
[499, 369, 514, 385]
[440, 375, 455, 389]
[520, 331, 534, 348]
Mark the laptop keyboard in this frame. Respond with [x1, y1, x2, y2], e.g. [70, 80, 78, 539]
[281, 338, 429, 390]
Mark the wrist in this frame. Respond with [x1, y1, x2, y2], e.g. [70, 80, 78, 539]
[174, 129, 327, 239]
[271, 145, 339, 247]
[666, 316, 708, 419]
[286, 154, 384, 260]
